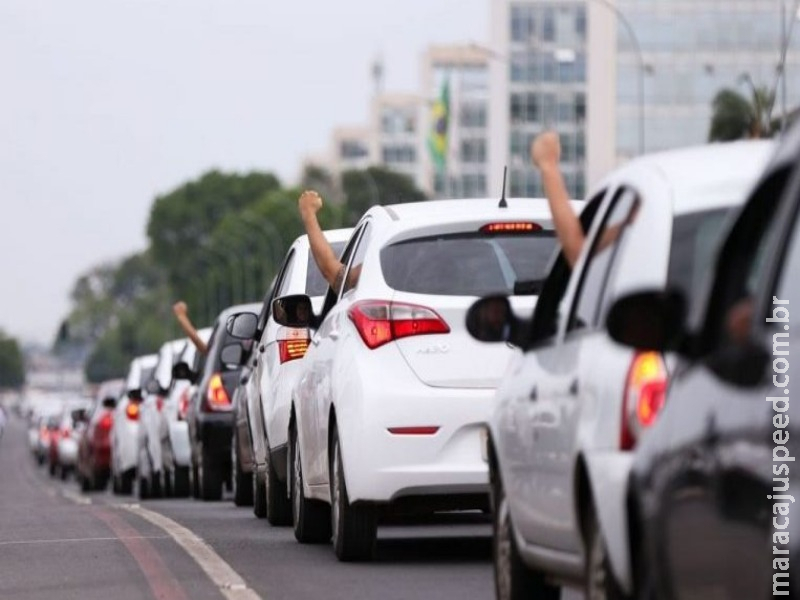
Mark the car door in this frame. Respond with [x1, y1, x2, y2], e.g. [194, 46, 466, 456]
[658, 162, 797, 600]
[301, 224, 368, 486]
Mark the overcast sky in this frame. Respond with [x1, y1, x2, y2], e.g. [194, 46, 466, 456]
[0, 0, 487, 345]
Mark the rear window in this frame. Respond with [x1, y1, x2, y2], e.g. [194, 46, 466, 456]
[306, 241, 347, 296]
[381, 231, 557, 296]
[140, 367, 155, 388]
[667, 208, 731, 295]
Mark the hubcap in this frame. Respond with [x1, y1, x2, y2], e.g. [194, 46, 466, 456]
[495, 493, 512, 600]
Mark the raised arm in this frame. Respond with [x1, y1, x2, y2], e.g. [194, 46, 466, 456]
[531, 132, 584, 268]
[172, 301, 208, 355]
[299, 190, 344, 288]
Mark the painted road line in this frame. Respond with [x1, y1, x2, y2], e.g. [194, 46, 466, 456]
[121, 503, 262, 600]
[61, 488, 92, 505]
[0, 535, 170, 546]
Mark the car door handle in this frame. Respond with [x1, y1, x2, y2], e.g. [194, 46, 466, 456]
[529, 386, 538, 401]
[568, 379, 579, 395]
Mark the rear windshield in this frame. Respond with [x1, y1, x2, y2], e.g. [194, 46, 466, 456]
[667, 208, 731, 295]
[140, 367, 155, 388]
[306, 241, 347, 296]
[381, 231, 557, 296]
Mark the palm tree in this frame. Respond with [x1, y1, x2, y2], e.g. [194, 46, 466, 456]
[708, 83, 776, 142]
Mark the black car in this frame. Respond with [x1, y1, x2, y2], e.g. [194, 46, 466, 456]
[176, 302, 261, 501]
[608, 122, 800, 599]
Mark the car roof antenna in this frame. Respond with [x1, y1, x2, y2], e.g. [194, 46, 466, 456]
[498, 166, 508, 208]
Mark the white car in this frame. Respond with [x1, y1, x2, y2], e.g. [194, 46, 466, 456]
[467, 141, 773, 599]
[229, 229, 352, 522]
[274, 197, 574, 561]
[110, 354, 157, 495]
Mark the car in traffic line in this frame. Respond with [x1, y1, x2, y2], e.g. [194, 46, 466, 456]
[228, 229, 351, 522]
[606, 121, 800, 599]
[110, 354, 157, 495]
[466, 140, 773, 600]
[266, 197, 572, 561]
[76, 379, 124, 491]
[48, 398, 92, 480]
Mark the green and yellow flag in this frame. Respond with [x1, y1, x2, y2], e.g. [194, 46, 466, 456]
[428, 79, 450, 173]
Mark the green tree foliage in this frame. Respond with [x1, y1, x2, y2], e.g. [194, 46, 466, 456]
[0, 330, 25, 389]
[709, 86, 776, 142]
[341, 166, 428, 226]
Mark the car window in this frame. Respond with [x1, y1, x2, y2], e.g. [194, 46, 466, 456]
[341, 223, 372, 297]
[307, 241, 346, 297]
[569, 188, 639, 332]
[381, 231, 556, 296]
[771, 173, 800, 328]
[276, 250, 297, 298]
[320, 225, 364, 317]
[667, 208, 730, 297]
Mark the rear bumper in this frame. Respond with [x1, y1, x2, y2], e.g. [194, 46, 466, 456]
[167, 421, 192, 468]
[57, 439, 79, 466]
[112, 421, 139, 474]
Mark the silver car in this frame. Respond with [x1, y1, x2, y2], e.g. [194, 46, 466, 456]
[468, 141, 773, 599]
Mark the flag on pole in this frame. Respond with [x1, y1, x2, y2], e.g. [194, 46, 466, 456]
[428, 79, 450, 174]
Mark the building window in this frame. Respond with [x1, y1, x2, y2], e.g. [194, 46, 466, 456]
[460, 103, 487, 128]
[575, 92, 586, 123]
[542, 7, 556, 42]
[382, 110, 416, 135]
[382, 145, 416, 164]
[576, 6, 587, 39]
[461, 139, 487, 164]
[462, 174, 487, 198]
[340, 141, 368, 159]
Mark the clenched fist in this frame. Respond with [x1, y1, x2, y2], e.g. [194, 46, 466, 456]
[172, 301, 188, 318]
[531, 131, 561, 171]
[299, 190, 323, 217]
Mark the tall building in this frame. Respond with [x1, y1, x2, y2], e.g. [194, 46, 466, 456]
[370, 93, 424, 187]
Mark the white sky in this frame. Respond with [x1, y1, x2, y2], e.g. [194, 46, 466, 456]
[0, 0, 487, 344]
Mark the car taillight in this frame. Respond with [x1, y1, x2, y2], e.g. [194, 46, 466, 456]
[156, 396, 164, 412]
[480, 222, 542, 234]
[178, 390, 190, 421]
[278, 327, 310, 363]
[98, 413, 113, 430]
[348, 300, 450, 350]
[126, 402, 140, 421]
[204, 374, 232, 412]
[40, 426, 49, 441]
[621, 351, 667, 451]
[61, 426, 71, 438]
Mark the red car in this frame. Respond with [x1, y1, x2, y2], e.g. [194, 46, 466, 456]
[76, 380, 125, 492]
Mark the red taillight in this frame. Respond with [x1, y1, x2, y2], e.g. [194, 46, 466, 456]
[61, 426, 71, 438]
[387, 426, 440, 435]
[205, 374, 231, 412]
[278, 327, 310, 363]
[621, 351, 667, 451]
[178, 390, 190, 421]
[98, 413, 113, 430]
[480, 222, 542, 234]
[126, 402, 140, 421]
[156, 396, 164, 412]
[348, 301, 450, 350]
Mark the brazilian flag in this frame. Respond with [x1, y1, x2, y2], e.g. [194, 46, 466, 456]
[428, 79, 450, 173]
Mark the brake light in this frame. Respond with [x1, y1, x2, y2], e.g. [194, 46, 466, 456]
[205, 374, 231, 411]
[621, 351, 667, 450]
[156, 396, 164, 412]
[98, 413, 113, 430]
[126, 402, 140, 421]
[61, 426, 71, 438]
[480, 222, 542, 234]
[348, 301, 450, 350]
[387, 427, 440, 435]
[178, 390, 190, 421]
[278, 327, 310, 363]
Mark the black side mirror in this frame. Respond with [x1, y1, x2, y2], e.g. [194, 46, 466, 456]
[272, 295, 315, 328]
[220, 343, 244, 369]
[172, 362, 196, 383]
[466, 296, 526, 347]
[127, 388, 143, 401]
[71, 408, 88, 423]
[226, 312, 259, 340]
[606, 290, 687, 352]
[101, 397, 117, 410]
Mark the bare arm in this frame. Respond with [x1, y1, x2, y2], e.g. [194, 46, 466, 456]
[532, 132, 584, 268]
[172, 302, 208, 355]
[299, 190, 343, 288]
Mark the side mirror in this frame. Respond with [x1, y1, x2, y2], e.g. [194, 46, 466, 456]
[71, 408, 88, 423]
[466, 296, 525, 346]
[606, 290, 687, 352]
[272, 295, 314, 328]
[172, 362, 196, 383]
[220, 343, 244, 369]
[127, 388, 143, 401]
[101, 397, 117, 410]
[226, 312, 259, 340]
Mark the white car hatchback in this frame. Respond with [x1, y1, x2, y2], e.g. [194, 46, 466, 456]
[270, 197, 579, 561]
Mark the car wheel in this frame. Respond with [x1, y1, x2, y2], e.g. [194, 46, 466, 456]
[120, 468, 135, 495]
[60, 466, 71, 481]
[290, 424, 330, 543]
[586, 508, 628, 600]
[93, 472, 109, 492]
[265, 444, 290, 526]
[80, 471, 92, 493]
[48, 460, 57, 478]
[232, 434, 253, 507]
[192, 462, 201, 499]
[199, 448, 222, 501]
[150, 471, 163, 499]
[330, 428, 377, 561]
[252, 469, 267, 518]
[173, 466, 191, 498]
[494, 468, 559, 600]
[137, 473, 151, 500]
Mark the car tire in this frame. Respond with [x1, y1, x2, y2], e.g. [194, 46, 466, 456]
[232, 434, 253, 507]
[48, 461, 57, 478]
[119, 468, 135, 495]
[253, 470, 267, 518]
[93, 472, 109, 492]
[199, 449, 223, 501]
[493, 468, 559, 600]
[80, 471, 92, 493]
[265, 445, 290, 526]
[290, 424, 330, 543]
[192, 463, 201, 499]
[150, 471, 163, 499]
[60, 466, 71, 481]
[330, 428, 377, 562]
[137, 473, 151, 500]
[173, 466, 191, 498]
[586, 508, 628, 600]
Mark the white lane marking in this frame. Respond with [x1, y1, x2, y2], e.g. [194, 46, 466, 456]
[120, 504, 262, 600]
[0, 535, 169, 546]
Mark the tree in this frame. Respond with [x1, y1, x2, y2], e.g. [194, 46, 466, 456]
[709, 85, 776, 142]
[0, 330, 25, 389]
[341, 166, 428, 226]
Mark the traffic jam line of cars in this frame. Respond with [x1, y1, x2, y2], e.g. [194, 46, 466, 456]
[24, 124, 800, 599]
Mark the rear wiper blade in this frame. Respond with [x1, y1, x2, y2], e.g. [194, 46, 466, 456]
[513, 279, 543, 296]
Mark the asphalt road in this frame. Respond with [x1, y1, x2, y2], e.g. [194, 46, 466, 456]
[0, 415, 582, 600]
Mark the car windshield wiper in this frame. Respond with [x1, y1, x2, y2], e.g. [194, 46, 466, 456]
[513, 279, 543, 296]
